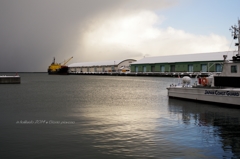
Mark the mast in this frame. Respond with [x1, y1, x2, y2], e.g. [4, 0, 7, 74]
[239, 19, 240, 56]
[230, 19, 240, 56]
[52, 57, 55, 64]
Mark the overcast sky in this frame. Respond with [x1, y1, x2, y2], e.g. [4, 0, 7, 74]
[0, 0, 239, 72]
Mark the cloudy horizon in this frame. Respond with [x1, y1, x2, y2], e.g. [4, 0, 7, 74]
[0, 0, 239, 72]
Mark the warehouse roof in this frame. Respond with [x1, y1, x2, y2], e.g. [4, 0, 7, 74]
[69, 59, 135, 67]
[131, 51, 237, 64]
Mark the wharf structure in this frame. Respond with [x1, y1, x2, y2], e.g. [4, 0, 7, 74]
[130, 51, 237, 77]
[68, 59, 136, 74]
[68, 51, 237, 77]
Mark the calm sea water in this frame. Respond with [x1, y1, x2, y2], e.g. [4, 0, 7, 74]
[1, 73, 240, 159]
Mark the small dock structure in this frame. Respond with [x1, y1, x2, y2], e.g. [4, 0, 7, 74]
[0, 75, 21, 84]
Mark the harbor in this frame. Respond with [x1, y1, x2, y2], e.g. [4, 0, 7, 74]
[167, 20, 240, 106]
[1, 73, 240, 159]
[2, 1, 240, 159]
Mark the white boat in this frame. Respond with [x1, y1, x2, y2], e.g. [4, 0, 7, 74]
[167, 20, 240, 106]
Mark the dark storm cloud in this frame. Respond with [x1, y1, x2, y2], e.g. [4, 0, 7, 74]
[0, 0, 175, 72]
[0, 0, 125, 72]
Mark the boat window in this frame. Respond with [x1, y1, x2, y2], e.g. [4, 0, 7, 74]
[231, 65, 237, 73]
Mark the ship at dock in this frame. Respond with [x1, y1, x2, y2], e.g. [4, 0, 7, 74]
[48, 57, 73, 75]
[167, 19, 240, 106]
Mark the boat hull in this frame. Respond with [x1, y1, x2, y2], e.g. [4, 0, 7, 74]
[48, 67, 69, 75]
[167, 87, 240, 106]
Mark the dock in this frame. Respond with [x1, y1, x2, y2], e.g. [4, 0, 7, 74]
[0, 75, 21, 84]
[69, 72, 211, 77]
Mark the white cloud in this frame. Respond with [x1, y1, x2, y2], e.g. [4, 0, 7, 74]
[75, 10, 229, 62]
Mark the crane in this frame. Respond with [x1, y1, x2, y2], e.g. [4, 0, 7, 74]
[62, 56, 73, 66]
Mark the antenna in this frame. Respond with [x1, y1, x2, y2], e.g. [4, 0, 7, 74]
[229, 24, 238, 39]
[230, 19, 240, 56]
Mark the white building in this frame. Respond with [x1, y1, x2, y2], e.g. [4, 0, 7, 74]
[69, 59, 136, 73]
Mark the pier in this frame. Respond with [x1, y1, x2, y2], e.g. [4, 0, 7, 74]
[0, 75, 21, 84]
[69, 72, 212, 77]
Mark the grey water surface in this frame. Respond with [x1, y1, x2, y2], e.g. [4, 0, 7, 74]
[0, 73, 240, 159]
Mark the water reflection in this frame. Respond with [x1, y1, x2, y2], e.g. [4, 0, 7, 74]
[67, 76, 240, 158]
[72, 105, 167, 158]
[168, 98, 240, 158]
[3, 74, 240, 158]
